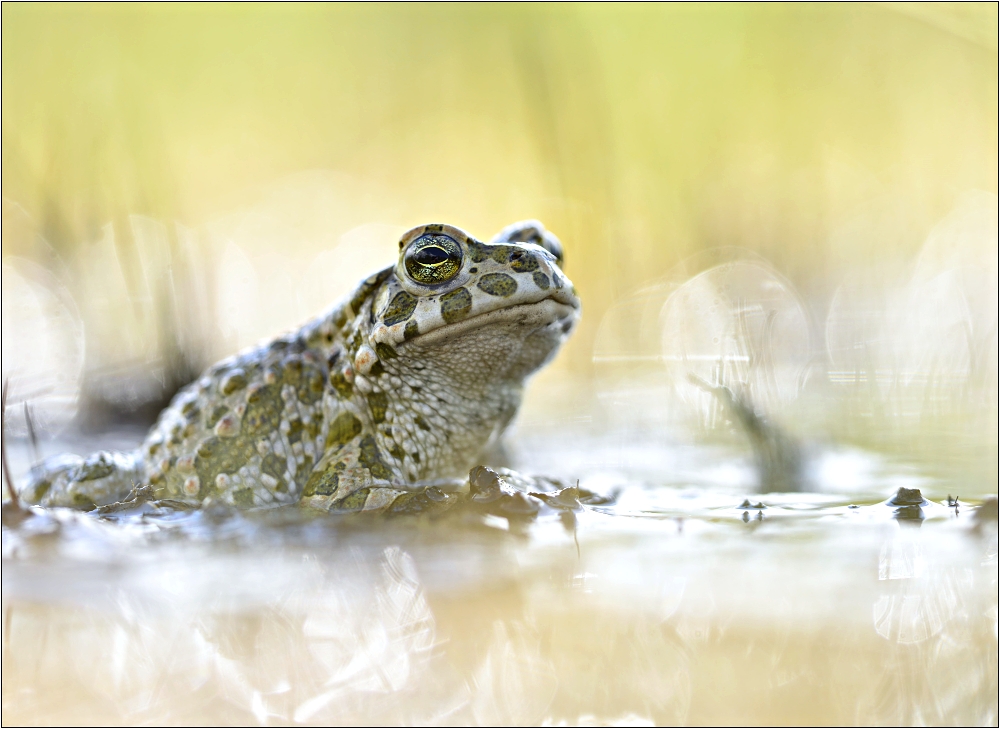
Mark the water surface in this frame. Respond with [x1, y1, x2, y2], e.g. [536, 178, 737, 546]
[3, 432, 996, 727]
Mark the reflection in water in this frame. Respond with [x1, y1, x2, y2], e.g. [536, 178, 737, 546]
[659, 259, 811, 422]
[471, 620, 559, 725]
[3, 472, 997, 726]
[590, 195, 997, 498]
[593, 250, 813, 446]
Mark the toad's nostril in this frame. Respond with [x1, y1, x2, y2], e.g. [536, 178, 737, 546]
[509, 249, 540, 273]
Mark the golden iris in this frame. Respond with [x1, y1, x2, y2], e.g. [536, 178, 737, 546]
[404, 235, 463, 285]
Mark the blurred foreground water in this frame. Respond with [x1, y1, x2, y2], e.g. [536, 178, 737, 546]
[3, 425, 998, 726]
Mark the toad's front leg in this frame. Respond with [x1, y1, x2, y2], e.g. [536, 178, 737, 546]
[22, 451, 145, 509]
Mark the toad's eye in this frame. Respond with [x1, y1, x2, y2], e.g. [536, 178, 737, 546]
[404, 234, 463, 285]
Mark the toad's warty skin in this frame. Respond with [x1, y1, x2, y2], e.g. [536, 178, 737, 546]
[22, 221, 580, 512]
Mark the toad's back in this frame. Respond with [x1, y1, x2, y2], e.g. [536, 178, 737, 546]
[23, 221, 580, 512]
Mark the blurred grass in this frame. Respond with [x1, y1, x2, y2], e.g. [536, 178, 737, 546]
[2, 4, 997, 469]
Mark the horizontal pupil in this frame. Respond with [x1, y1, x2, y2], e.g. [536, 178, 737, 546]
[414, 247, 450, 265]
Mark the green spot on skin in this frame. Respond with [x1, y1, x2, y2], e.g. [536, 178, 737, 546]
[326, 411, 363, 449]
[282, 356, 303, 384]
[404, 320, 419, 341]
[197, 437, 221, 458]
[337, 488, 370, 510]
[303, 461, 345, 497]
[261, 454, 287, 483]
[369, 360, 385, 377]
[389, 443, 406, 461]
[477, 273, 518, 297]
[246, 383, 264, 403]
[233, 488, 255, 508]
[195, 433, 256, 497]
[295, 455, 315, 487]
[303, 471, 336, 497]
[349, 289, 369, 316]
[266, 364, 284, 383]
[359, 435, 394, 479]
[368, 391, 389, 424]
[296, 367, 325, 404]
[382, 291, 417, 327]
[72, 493, 97, 510]
[467, 240, 491, 263]
[532, 271, 550, 290]
[70, 453, 115, 482]
[440, 287, 472, 323]
[375, 342, 398, 360]
[220, 369, 247, 395]
[29, 478, 52, 500]
[415, 415, 431, 431]
[242, 385, 282, 437]
[287, 418, 304, 443]
[349, 267, 394, 316]
[385, 492, 417, 513]
[329, 371, 353, 398]
[509, 250, 539, 272]
[491, 245, 512, 263]
[206, 405, 229, 428]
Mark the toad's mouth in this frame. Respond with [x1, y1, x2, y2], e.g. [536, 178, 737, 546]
[395, 296, 580, 351]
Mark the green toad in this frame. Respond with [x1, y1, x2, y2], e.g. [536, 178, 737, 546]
[22, 221, 580, 512]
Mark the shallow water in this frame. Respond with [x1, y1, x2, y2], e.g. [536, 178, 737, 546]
[3, 431, 997, 727]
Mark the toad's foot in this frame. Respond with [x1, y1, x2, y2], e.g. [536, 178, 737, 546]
[350, 467, 571, 517]
[21, 451, 144, 510]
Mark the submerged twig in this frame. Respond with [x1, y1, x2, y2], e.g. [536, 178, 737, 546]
[688, 373, 803, 493]
[23, 401, 40, 469]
